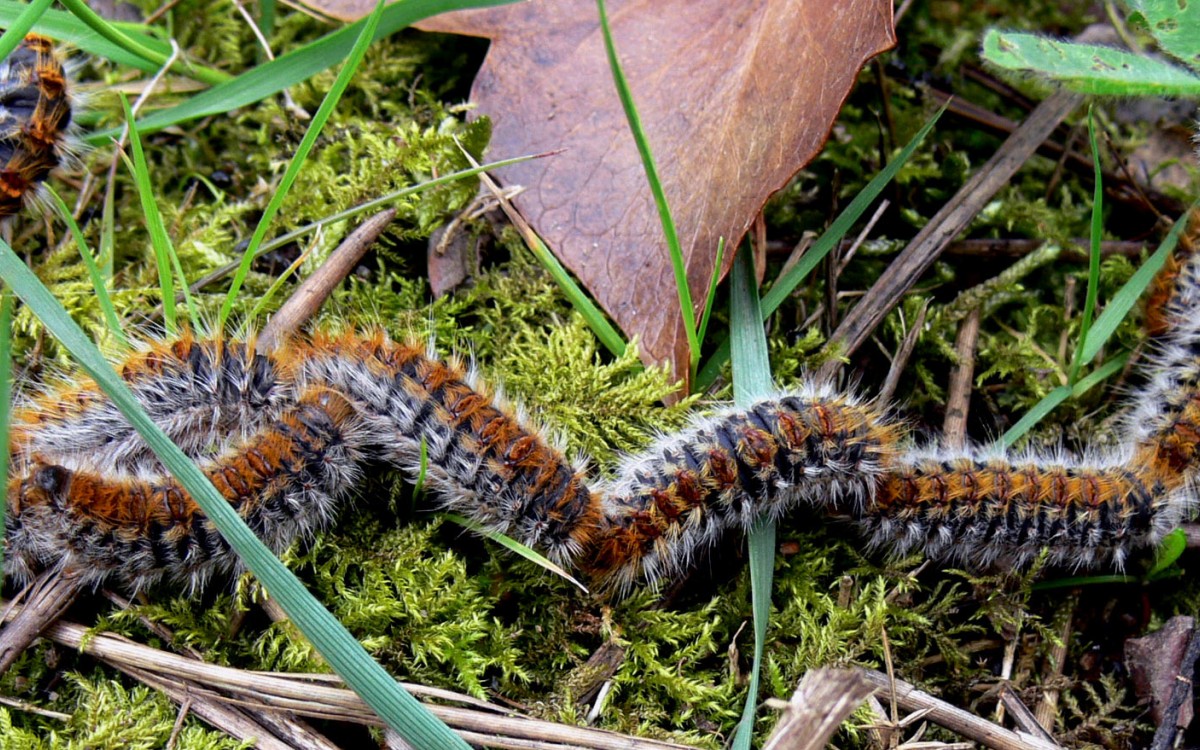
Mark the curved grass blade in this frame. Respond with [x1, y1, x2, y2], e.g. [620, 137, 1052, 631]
[999, 353, 1127, 447]
[0, 1, 170, 74]
[443, 513, 589, 594]
[1002, 197, 1200, 446]
[595, 0, 697, 376]
[1079, 197, 1200, 365]
[0, 0, 54, 61]
[0, 237, 472, 747]
[1067, 107, 1103, 385]
[45, 186, 127, 346]
[56, 0, 229, 86]
[120, 96, 179, 334]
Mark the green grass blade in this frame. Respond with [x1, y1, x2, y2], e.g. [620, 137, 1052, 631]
[1002, 198, 1200, 446]
[0, 1, 169, 73]
[56, 0, 229, 86]
[247, 243, 313, 325]
[697, 237, 725, 345]
[259, 0, 277, 38]
[728, 242, 774, 750]
[85, 0, 520, 145]
[120, 95, 178, 335]
[443, 513, 589, 594]
[595, 0, 698, 375]
[695, 105, 945, 391]
[1000, 353, 1127, 447]
[1079, 198, 1200, 365]
[1067, 106, 1103, 385]
[982, 30, 1200, 97]
[0, 293, 11, 576]
[46, 186, 127, 346]
[528, 235, 627, 357]
[0, 0, 54, 60]
[0, 238, 471, 747]
[1149, 528, 1188, 576]
[217, 0, 386, 331]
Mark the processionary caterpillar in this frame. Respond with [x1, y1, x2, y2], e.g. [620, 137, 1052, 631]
[6, 233, 1197, 594]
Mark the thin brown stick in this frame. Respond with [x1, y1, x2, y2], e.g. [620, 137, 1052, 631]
[762, 668, 874, 750]
[823, 90, 1084, 367]
[878, 300, 929, 407]
[854, 668, 1066, 750]
[124, 665, 306, 750]
[256, 208, 396, 352]
[0, 568, 86, 676]
[766, 238, 1149, 262]
[942, 308, 981, 449]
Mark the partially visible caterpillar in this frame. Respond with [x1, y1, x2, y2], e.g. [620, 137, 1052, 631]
[0, 34, 75, 219]
[6, 226, 1199, 595]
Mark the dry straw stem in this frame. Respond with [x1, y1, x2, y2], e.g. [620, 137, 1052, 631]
[821, 89, 1084, 372]
[762, 668, 874, 750]
[3, 603, 694, 750]
[997, 687, 1059, 745]
[855, 667, 1065, 750]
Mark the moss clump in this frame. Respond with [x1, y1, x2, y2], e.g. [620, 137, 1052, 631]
[0, 675, 250, 749]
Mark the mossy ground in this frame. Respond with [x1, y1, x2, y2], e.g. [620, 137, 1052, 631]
[2, 0, 1198, 747]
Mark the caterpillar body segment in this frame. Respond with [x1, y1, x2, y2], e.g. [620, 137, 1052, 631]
[0, 34, 76, 218]
[10, 335, 298, 477]
[6, 388, 363, 591]
[580, 386, 902, 593]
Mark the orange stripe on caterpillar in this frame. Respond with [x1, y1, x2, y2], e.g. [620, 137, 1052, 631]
[6, 388, 362, 590]
[0, 34, 76, 219]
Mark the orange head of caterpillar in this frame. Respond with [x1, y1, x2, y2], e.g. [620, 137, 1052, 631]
[0, 34, 75, 219]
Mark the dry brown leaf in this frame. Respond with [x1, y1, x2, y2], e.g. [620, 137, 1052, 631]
[310, 0, 895, 387]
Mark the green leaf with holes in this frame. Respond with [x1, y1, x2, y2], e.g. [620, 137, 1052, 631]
[982, 30, 1200, 97]
[1127, 0, 1200, 73]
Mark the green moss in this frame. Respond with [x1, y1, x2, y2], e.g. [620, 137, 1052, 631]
[0, 674, 250, 749]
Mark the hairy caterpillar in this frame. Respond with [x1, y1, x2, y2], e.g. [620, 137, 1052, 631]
[0, 34, 75, 219]
[6, 231, 1197, 595]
